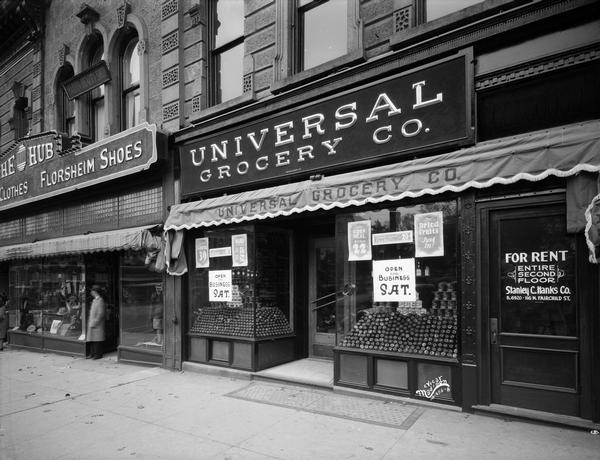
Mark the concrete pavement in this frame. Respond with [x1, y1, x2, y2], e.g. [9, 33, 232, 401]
[1, 348, 599, 460]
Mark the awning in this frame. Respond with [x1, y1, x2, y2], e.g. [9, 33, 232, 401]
[0, 225, 161, 262]
[165, 120, 600, 232]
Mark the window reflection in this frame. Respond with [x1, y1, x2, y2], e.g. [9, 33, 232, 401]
[300, 0, 348, 71]
[426, 0, 482, 22]
[120, 251, 164, 349]
[122, 35, 140, 129]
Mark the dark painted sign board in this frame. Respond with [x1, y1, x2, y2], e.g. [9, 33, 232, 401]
[0, 123, 159, 211]
[179, 51, 473, 196]
[63, 60, 111, 100]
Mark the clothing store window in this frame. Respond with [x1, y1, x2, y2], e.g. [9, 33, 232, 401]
[8, 257, 86, 340]
[120, 251, 164, 350]
[296, 0, 348, 71]
[209, 0, 244, 105]
[121, 33, 141, 130]
[56, 63, 76, 136]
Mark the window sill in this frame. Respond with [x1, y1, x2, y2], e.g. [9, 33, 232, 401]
[270, 48, 366, 95]
[188, 91, 256, 125]
[389, 0, 528, 50]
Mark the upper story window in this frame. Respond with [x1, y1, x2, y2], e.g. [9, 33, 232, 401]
[11, 81, 29, 140]
[56, 63, 76, 136]
[271, 0, 362, 94]
[121, 32, 141, 130]
[296, 0, 348, 72]
[77, 32, 106, 143]
[421, 0, 482, 22]
[209, 0, 244, 105]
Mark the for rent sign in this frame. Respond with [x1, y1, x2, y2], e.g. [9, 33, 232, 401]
[0, 123, 159, 211]
[179, 52, 473, 195]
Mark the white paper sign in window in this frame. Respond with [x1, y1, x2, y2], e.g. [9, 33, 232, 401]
[415, 211, 444, 257]
[195, 237, 209, 268]
[209, 270, 232, 302]
[232, 234, 248, 267]
[348, 220, 372, 261]
[372, 258, 416, 302]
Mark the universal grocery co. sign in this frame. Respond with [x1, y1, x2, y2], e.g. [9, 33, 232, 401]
[179, 52, 474, 196]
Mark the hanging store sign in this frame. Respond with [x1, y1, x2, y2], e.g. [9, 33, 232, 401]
[179, 52, 473, 196]
[0, 123, 159, 212]
[63, 60, 111, 100]
[373, 258, 416, 302]
[372, 230, 413, 246]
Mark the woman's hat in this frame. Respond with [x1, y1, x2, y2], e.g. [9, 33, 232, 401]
[90, 284, 103, 293]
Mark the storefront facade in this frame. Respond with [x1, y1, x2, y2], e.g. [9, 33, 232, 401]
[166, 0, 600, 425]
[0, 124, 169, 365]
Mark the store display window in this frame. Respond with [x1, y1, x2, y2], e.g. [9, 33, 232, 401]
[188, 225, 293, 339]
[337, 200, 458, 358]
[120, 251, 164, 349]
[8, 257, 86, 340]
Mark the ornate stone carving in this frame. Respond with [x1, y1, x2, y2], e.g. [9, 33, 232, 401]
[76, 3, 100, 24]
[137, 39, 146, 56]
[117, 1, 131, 29]
[58, 44, 70, 66]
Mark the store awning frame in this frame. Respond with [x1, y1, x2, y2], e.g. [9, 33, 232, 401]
[0, 225, 161, 262]
[165, 120, 600, 233]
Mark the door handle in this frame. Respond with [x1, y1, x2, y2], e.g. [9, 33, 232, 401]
[490, 318, 498, 345]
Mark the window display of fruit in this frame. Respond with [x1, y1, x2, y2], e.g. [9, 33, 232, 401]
[339, 310, 458, 358]
[190, 304, 293, 338]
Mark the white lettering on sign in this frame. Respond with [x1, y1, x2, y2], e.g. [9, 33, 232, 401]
[503, 250, 573, 303]
[186, 81, 445, 185]
[99, 140, 143, 169]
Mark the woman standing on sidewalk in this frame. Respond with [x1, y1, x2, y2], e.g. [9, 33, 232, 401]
[87, 285, 106, 360]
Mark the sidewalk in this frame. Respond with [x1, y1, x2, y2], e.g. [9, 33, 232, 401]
[1, 348, 598, 460]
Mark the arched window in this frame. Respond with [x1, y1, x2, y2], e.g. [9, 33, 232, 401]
[56, 63, 75, 135]
[89, 41, 106, 141]
[121, 31, 140, 130]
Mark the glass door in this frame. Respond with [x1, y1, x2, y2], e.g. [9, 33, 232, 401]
[486, 202, 581, 416]
[309, 237, 336, 358]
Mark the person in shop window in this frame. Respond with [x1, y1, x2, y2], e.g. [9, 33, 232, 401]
[19, 297, 33, 332]
[0, 294, 8, 350]
[87, 285, 106, 360]
[151, 288, 163, 345]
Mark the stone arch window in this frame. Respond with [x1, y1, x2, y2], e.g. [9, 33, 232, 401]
[11, 81, 29, 140]
[77, 31, 106, 142]
[120, 26, 140, 130]
[56, 63, 75, 135]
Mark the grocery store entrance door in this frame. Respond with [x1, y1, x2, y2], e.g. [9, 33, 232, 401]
[308, 237, 336, 358]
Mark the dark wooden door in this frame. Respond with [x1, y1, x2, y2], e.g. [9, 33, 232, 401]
[486, 202, 581, 416]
